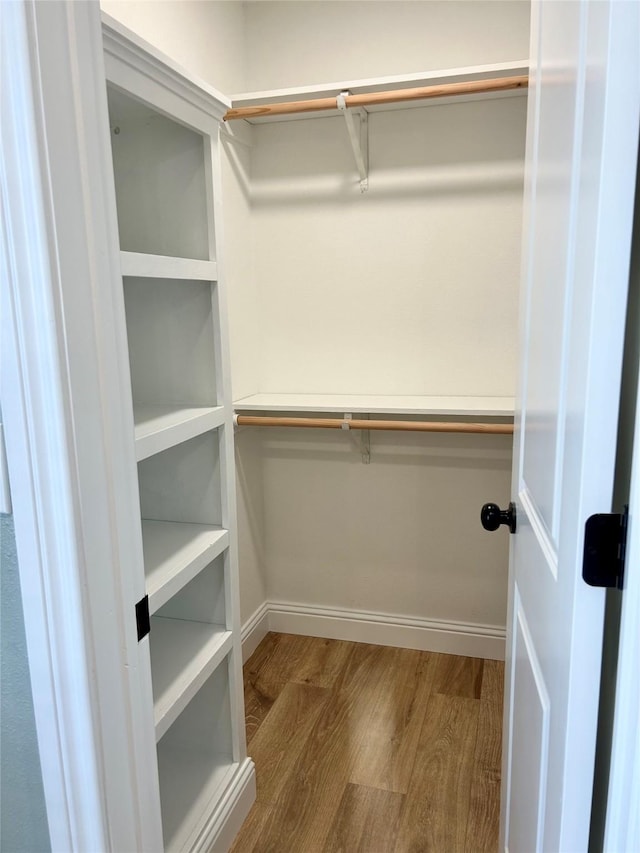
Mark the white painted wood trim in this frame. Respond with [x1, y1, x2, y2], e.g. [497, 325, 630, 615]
[1, 2, 161, 849]
[240, 602, 271, 662]
[193, 757, 256, 853]
[234, 393, 515, 417]
[242, 601, 505, 661]
[120, 251, 218, 281]
[101, 12, 230, 121]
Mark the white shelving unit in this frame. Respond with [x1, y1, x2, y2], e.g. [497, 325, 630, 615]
[103, 15, 253, 852]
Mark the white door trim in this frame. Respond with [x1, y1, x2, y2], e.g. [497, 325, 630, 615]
[1, 2, 160, 849]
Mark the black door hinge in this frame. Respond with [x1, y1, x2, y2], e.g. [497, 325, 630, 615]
[135, 595, 150, 641]
[582, 506, 628, 589]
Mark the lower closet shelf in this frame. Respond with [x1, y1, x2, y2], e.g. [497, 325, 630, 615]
[156, 660, 236, 851]
[158, 747, 237, 852]
[141, 520, 229, 613]
[150, 616, 233, 740]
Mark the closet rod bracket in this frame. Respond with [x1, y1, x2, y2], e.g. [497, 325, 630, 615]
[336, 92, 369, 192]
[343, 412, 370, 463]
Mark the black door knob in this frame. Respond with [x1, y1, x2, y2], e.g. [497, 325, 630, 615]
[481, 502, 516, 534]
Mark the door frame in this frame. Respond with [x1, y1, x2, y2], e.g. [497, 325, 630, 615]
[1, 1, 159, 849]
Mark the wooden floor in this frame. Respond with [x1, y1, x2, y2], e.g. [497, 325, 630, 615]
[230, 633, 504, 853]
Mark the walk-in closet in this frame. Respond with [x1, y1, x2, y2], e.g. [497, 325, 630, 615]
[6, 0, 640, 851]
[100, 1, 528, 848]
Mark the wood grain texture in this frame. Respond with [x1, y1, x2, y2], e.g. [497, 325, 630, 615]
[227, 800, 275, 853]
[290, 636, 355, 688]
[243, 633, 338, 743]
[232, 634, 504, 853]
[249, 643, 379, 851]
[248, 681, 331, 804]
[347, 646, 436, 793]
[322, 784, 405, 853]
[394, 693, 480, 852]
[235, 415, 514, 434]
[433, 652, 484, 699]
[481, 659, 505, 705]
[465, 700, 503, 852]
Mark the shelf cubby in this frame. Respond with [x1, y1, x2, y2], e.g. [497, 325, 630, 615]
[157, 662, 236, 851]
[151, 553, 229, 739]
[124, 276, 219, 409]
[142, 520, 229, 613]
[107, 86, 211, 260]
[138, 430, 222, 526]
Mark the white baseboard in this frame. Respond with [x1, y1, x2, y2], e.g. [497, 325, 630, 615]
[241, 602, 270, 662]
[195, 757, 256, 853]
[242, 601, 505, 661]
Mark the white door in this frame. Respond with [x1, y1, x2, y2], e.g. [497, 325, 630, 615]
[499, 1, 640, 851]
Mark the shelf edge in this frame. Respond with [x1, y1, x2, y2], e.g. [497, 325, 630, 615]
[145, 525, 230, 614]
[120, 251, 218, 281]
[135, 406, 226, 462]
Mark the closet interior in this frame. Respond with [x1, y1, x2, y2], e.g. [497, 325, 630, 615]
[99, 2, 530, 848]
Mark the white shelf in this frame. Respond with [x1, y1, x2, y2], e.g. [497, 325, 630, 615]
[158, 749, 236, 852]
[151, 617, 232, 741]
[233, 393, 515, 418]
[134, 405, 225, 461]
[120, 251, 217, 281]
[230, 60, 529, 124]
[141, 521, 229, 613]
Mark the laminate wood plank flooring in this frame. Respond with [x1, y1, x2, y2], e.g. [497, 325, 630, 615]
[230, 633, 504, 853]
[322, 784, 405, 853]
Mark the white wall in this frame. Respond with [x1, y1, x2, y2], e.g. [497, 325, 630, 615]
[261, 429, 512, 627]
[1, 514, 51, 852]
[242, 86, 525, 629]
[244, 0, 530, 92]
[251, 97, 525, 396]
[235, 2, 528, 640]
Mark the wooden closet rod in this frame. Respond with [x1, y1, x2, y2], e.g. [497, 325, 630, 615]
[224, 75, 528, 122]
[235, 415, 514, 435]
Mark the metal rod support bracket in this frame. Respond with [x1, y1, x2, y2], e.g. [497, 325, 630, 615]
[343, 412, 370, 463]
[337, 91, 369, 192]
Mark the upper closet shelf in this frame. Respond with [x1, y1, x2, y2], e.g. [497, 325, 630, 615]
[120, 252, 217, 281]
[225, 61, 529, 124]
[233, 394, 514, 418]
